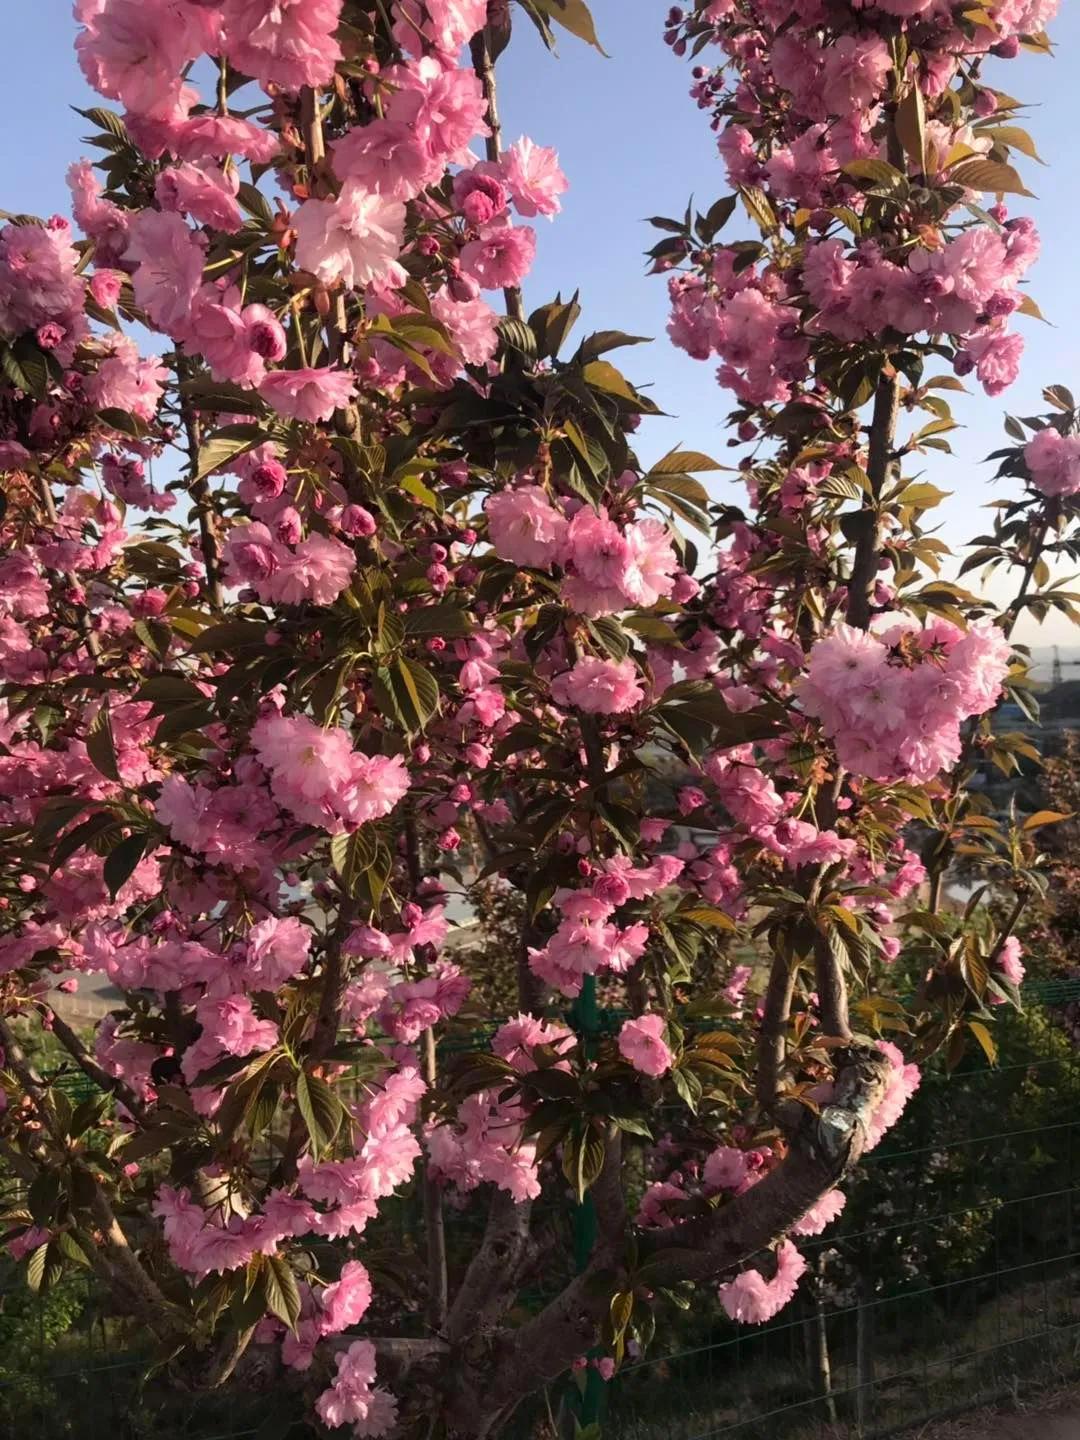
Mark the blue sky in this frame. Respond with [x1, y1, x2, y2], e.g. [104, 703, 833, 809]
[6, 3, 1080, 641]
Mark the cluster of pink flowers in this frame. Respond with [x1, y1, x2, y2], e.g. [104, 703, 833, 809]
[618, 1013, 674, 1077]
[663, 0, 1053, 402]
[222, 522, 356, 606]
[485, 486, 681, 616]
[527, 855, 684, 997]
[427, 1015, 574, 1202]
[551, 657, 645, 716]
[69, 0, 562, 407]
[0, 215, 88, 363]
[1025, 427, 1080, 498]
[250, 712, 410, 832]
[0, 0, 1049, 1417]
[799, 619, 1011, 782]
[316, 1340, 399, 1437]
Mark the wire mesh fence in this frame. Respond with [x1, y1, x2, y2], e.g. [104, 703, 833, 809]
[4, 980, 1080, 1439]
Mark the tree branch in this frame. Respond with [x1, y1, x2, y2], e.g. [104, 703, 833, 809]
[178, 358, 223, 610]
[449, 1047, 888, 1434]
[757, 952, 797, 1108]
[446, 1188, 535, 1346]
[845, 371, 900, 630]
[280, 896, 356, 1180]
[0, 1017, 183, 1339]
[469, 16, 525, 322]
[813, 930, 852, 1042]
[45, 1008, 149, 1124]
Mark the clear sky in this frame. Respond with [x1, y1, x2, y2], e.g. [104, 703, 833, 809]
[6, 3, 1080, 643]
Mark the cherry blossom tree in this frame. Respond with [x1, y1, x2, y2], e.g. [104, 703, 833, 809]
[0, 1, 1076, 1436]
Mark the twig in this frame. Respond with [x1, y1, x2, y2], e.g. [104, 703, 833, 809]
[46, 1009, 149, 1124]
[469, 21, 525, 322]
[177, 357, 223, 610]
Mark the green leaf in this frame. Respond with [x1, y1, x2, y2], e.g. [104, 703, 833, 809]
[697, 194, 738, 242]
[237, 182, 274, 224]
[179, 377, 266, 416]
[330, 825, 379, 894]
[295, 1071, 345, 1155]
[562, 1127, 607, 1202]
[576, 330, 651, 363]
[1043, 384, 1075, 412]
[586, 615, 630, 661]
[529, 293, 582, 359]
[738, 186, 777, 232]
[374, 602, 406, 656]
[103, 832, 151, 899]
[2, 341, 51, 399]
[86, 706, 121, 783]
[50, 811, 116, 873]
[26, 1243, 48, 1293]
[679, 906, 736, 931]
[671, 1065, 702, 1114]
[392, 657, 440, 733]
[1022, 809, 1071, 831]
[581, 360, 639, 403]
[529, 0, 608, 53]
[899, 482, 951, 510]
[1016, 294, 1049, 323]
[648, 448, 724, 475]
[97, 407, 151, 439]
[950, 158, 1034, 197]
[968, 1020, 998, 1066]
[842, 158, 906, 187]
[404, 604, 472, 638]
[262, 1254, 302, 1330]
[194, 423, 266, 480]
[188, 619, 268, 653]
[55, 1231, 91, 1268]
[895, 84, 927, 174]
[29, 1172, 63, 1226]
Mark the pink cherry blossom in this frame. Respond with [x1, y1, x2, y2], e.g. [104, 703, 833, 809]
[315, 1341, 398, 1436]
[550, 657, 644, 715]
[1025, 426, 1080, 497]
[502, 136, 569, 219]
[719, 1241, 807, 1325]
[220, 0, 344, 92]
[259, 367, 357, 422]
[485, 485, 568, 567]
[294, 185, 406, 289]
[459, 222, 536, 290]
[124, 210, 205, 336]
[618, 1014, 673, 1077]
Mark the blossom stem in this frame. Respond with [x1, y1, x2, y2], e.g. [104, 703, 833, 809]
[46, 1007, 149, 1124]
[469, 19, 525, 323]
[177, 356, 224, 609]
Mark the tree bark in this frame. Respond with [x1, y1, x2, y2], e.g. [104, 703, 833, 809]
[757, 952, 797, 1108]
[443, 1049, 887, 1434]
[845, 372, 899, 631]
